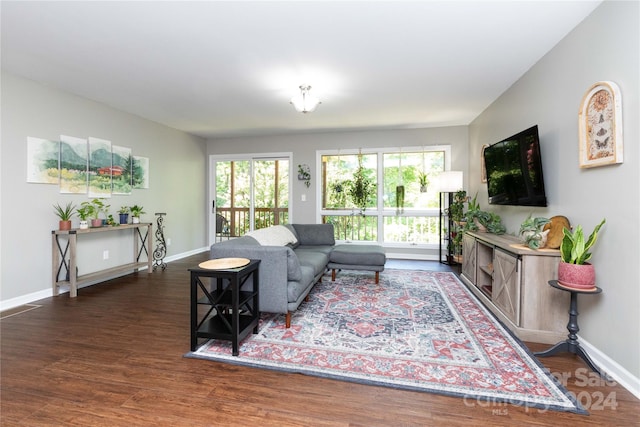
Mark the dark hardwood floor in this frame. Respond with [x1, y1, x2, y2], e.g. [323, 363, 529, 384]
[2, 252, 638, 426]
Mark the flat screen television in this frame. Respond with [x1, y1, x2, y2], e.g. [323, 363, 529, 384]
[483, 125, 548, 207]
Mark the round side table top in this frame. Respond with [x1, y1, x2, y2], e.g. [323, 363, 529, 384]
[198, 257, 250, 270]
[548, 280, 602, 294]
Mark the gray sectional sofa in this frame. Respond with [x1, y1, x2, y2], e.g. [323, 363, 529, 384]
[209, 223, 336, 328]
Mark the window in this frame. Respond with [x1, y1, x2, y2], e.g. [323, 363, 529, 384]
[214, 158, 290, 238]
[320, 147, 447, 245]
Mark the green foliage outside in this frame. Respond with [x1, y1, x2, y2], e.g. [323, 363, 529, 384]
[215, 159, 289, 235]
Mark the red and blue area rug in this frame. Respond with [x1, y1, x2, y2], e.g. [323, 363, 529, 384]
[186, 269, 585, 414]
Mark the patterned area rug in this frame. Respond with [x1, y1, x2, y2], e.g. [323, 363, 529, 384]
[186, 270, 585, 414]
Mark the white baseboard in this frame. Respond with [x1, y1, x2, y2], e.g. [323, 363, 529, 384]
[0, 289, 52, 311]
[577, 334, 640, 400]
[0, 246, 209, 312]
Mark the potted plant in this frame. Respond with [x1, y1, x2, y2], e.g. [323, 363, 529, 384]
[558, 218, 606, 289]
[347, 153, 375, 215]
[463, 194, 506, 235]
[88, 198, 109, 227]
[446, 190, 467, 223]
[76, 204, 92, 229]
[118, 206, 130, 224]
[396, 185, 405, 214]
[105, 214, 117, 226]
[297, 164, 311, 188]
[53, 202, 76, 231]
[519, 215, 551, 249]
[130, 205, 145, 223]
[418, 172, 429, 193]
[78, 201, 100, 227]
[445, 190, 467, 263]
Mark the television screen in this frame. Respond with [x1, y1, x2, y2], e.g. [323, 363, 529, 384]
[484, 125, 547, 207]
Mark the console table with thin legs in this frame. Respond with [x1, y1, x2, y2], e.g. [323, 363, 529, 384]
[52, 223, 153, 298]
[535, 280, 606, 377]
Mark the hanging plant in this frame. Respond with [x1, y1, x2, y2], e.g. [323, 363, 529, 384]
[348, 152, 375, 214]
[297, 164, 311, 188]
[418, 172, 429, 193]
[396, 185, 405, 214]
[396, 151, 405, 214]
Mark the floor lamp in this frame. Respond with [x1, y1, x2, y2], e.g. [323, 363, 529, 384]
[437, 171, 464, 265]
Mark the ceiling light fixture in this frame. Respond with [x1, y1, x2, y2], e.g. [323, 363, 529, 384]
[290, 85, 321, 113]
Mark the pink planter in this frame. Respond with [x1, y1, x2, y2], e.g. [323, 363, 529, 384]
[557, 261, 596, 290]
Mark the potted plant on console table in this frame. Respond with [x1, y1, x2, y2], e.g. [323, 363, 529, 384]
[53, 202, 76, 231]
[558, 218, 606, 290]
[118, 206, 130, 224]
[130, 205, 145, 224]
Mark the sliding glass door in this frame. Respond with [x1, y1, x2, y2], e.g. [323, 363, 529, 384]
[210, 154, 290, 244]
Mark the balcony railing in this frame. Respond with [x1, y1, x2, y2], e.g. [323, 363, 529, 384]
[216, 208, 288, 237]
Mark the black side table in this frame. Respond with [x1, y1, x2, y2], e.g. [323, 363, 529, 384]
[535, 280, 606, 377]
[189, 259, 260, 356]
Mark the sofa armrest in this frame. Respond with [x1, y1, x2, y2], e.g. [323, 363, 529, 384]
[209, 244, 294, 314]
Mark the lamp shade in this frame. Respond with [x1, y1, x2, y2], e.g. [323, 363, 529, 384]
[436, 171, 463, 192]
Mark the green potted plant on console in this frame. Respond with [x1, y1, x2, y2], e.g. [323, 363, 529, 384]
[519, 215, 551, 249]
[130, 205, 145, 224]
[463, 194, 506, 235]
[53, 202, 76, 231]
[558, 218, 606, 290]
[76, 204, 91, 229]
[118, 206, 130, 224]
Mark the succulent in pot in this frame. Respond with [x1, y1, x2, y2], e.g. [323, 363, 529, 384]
[53, 202, 76, 231]
[519, 215, 551, 249]
[557, 218, 606, 289]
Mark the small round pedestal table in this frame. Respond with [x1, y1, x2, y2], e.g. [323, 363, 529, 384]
[534, 280, 607, 378]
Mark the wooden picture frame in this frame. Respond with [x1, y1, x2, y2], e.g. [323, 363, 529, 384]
[578, 81, 623, 168]
[480, 144, 489, 183]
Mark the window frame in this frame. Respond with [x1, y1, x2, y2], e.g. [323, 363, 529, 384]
[316, 146, 451, 247]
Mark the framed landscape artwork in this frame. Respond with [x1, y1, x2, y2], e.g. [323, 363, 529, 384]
[26, 137, 59, 184]
[27, 135, 149, 195]
[578, 81, 623, 168]
[88, 137, 112, 198]
[133, 156, 150, 189]
[59, 135, 88, 194]
[112, 145, 133, 195]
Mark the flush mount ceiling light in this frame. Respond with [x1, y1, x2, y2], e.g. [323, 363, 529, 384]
[290, 84, 321, 113]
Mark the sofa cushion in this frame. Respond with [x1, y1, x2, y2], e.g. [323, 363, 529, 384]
[283, 224, 300, 249]
[285, 247, 302, 281]
[213, 235, 260, 247]
[330, 244, 386, 266]
[292, 224, 335, 246]
[288, 266, 315, 303]
[246, 225, 298, 246]
[294, 248, 330, 277]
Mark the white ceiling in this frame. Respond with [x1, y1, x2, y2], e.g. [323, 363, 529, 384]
[1, 1, 601, 139]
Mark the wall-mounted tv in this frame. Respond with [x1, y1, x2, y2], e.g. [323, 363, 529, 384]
[483, 125, 547, 207]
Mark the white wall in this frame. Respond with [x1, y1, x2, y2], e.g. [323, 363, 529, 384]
[1, 72, 208, 306]
[207, 126, 469, 259]
[469, 1, 639, 380]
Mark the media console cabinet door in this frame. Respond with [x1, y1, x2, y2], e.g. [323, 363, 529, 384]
[492, 249, 520, 326]
[461, 234, 477, 283]
[520, 256, 568, 332]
